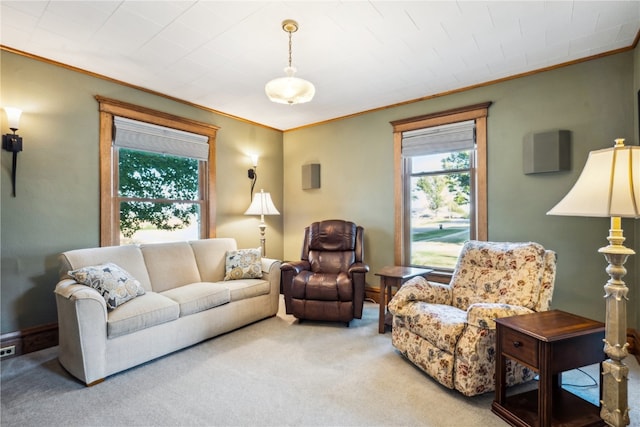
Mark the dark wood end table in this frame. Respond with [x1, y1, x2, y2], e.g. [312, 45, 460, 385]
[492, 310, 606, 427]
[375, 266, 431, 334]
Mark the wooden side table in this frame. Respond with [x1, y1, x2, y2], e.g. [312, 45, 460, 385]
[492, 310, 606, 427]
[375, 266, 431, 334]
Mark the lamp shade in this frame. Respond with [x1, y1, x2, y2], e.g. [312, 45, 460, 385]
[3, 107, 22, 130]
[547, 140, 639, 218]
[265, 67, 315, 105]
[244, 189, 280, 216]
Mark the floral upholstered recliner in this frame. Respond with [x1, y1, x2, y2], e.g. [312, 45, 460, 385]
[388, 240, 556, 396]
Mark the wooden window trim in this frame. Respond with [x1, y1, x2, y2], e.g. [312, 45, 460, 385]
[96, 95, 219, 246]
[390, 102, 491, 265]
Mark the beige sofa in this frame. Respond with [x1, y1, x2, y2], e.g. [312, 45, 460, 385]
[54, 238, 281, 386]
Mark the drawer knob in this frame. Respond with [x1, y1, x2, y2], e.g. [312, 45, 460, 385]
[513, 341, 522, 348]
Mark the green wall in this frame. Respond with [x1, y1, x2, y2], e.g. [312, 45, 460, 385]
[283, 50, 638, 330]
[0, 51, 283, 334]
[1, 46, 639, 336]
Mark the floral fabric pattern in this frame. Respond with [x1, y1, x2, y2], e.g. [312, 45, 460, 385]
[387, 277, 452, 313]
[388, 240, 556, 396]
[450, 241, 548, 311]
[454, 325, 535, 396]
[466, 302, 534, 329]
[393, 302, 467, 353]
[392, 316, 456, 389]
[534, 250, 557, 312]
[224, 248, 262, 280]
[69, 262, 145, 310]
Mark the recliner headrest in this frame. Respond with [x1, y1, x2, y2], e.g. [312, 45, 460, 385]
[308, 220, 356, 251]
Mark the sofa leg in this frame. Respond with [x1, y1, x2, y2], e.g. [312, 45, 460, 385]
[86, 378, 105, 387]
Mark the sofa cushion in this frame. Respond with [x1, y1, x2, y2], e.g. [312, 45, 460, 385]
[161, 282, 230, 316]
[140, 242, 202, 292]
[190, 238, 238, 282]
[223, 279, 271, 301]
[69, 263, 146, 310]
[224, 248, 262, 280]
[107, 292, 179, 339]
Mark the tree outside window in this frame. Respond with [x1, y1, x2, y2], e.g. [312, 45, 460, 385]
[118, 149, 203, 244]
[409, 150, 471, 269]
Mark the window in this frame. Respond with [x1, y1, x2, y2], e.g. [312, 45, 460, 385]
[405, 121, 474, 268]
[97, 96, 219, 246]
[114, 117, 208, 244]
[391, 102, 490, 271]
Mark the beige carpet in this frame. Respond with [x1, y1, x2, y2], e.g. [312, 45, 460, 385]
[1, 298, 638, 426]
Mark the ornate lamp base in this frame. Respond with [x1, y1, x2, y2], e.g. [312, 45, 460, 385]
[598, 218, 632, 427]
[601, 360, 630, 426]
[258, 221, 266, 256]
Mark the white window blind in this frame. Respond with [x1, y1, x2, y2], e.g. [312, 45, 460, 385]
[113, 116, 209, 160]
[402, 120, 475, 156]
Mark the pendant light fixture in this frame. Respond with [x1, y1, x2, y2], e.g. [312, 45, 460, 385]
[265, 19, 315, 105]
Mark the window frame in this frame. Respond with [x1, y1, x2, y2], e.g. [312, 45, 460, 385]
[391, 102, 491, 268]
[97, 96, 219, 246]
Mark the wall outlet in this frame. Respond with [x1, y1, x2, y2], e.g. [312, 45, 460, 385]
[0, 345, 16, 358]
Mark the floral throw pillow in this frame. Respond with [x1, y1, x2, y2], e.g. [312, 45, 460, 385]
[224, 248, 262, 280]
[69, 262, 145, 310]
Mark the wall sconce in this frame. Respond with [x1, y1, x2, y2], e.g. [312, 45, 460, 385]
[2, 107, 23, 197]
[247, 154, 258, 200]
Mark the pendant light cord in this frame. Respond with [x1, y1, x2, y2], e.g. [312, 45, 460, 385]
[288, 29, 293, 68]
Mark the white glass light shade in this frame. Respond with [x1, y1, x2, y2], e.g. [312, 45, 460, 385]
[547, 140, 639, 218]
[265, 67, 315, 105]
[244, 189, 280, 216]
[4, 107, 22, 130]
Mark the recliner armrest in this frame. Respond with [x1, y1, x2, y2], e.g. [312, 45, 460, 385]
[280, 260, 311, 315]
[348, 262, 369, 274]
[388, 276, 452, 315]
[280, 260, 310, 274]
[466, 302, 534, 330]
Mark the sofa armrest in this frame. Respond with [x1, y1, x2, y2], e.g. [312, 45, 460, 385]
[261, 257, 280, 273]
[388, 276, 452, 315]
[466, 302, 534, 330]
[260, 257, 281, 315]
[55, 279, 108, 308]
[261, 257, 282, 291]
[54, 279, 108, 385]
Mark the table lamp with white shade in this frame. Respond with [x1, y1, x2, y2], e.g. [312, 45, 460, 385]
[244, 189, 280, 256]
[547, 138, 639, 427]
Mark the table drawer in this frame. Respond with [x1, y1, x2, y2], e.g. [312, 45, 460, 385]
[501, 328, 538, 368]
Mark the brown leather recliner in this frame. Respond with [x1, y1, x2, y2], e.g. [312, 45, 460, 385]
[281, 220, 369, 325]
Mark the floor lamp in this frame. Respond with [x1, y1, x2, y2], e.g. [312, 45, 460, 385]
[548, 138, 638, 427]
[244, 189, 280, 257]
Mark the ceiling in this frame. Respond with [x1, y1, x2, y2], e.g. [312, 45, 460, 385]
[1, 1, 639, 131]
